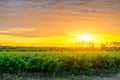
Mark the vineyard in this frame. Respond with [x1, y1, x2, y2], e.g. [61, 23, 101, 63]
[0, 51, 120, 76]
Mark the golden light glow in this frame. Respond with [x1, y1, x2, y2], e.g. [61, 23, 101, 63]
[79, 34, 93, 42]
[0, 33, 120, 47]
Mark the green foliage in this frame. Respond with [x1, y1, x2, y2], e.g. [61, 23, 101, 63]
[0, 51, 119, 74]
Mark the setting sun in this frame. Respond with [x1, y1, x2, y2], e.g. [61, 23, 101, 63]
[79, 34, 93, 42]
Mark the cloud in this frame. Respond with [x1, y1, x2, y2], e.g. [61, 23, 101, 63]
[46, 0, 69, 5]
[80, 9, 89, 13]
[0, 0, 119, 12]
[91, 10, 97, 13]
[78, 9, 97, 13]
[40, 5, 48, 8]
[0, 28, 35, 34]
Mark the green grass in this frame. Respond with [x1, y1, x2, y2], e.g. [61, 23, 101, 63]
[0, 51, 120, 74]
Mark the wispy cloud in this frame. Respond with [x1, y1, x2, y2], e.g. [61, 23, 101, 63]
[0, 0, 119, 12]
[79, 9, 97, 13]
[0, 28, 35, 33]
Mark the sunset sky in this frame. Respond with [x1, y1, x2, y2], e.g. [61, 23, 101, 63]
[0, 0, 120, 47]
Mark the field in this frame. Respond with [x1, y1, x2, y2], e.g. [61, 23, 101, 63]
[0, 48, 120, 80]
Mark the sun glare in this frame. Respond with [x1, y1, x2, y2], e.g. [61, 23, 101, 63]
[79, 34, 93, 42]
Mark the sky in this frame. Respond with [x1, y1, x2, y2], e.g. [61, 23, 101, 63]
[0, 0, 120, 46]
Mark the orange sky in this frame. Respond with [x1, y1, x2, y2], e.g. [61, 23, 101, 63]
[0, 0, 120, 47]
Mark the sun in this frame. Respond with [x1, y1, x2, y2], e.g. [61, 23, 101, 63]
[79, 34, 93, 42]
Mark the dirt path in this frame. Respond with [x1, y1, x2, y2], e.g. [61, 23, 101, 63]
[21, 75, 120, 80]
[1, 73, 120, 80]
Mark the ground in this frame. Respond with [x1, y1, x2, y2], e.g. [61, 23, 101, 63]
[1, 73, 120, 80]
